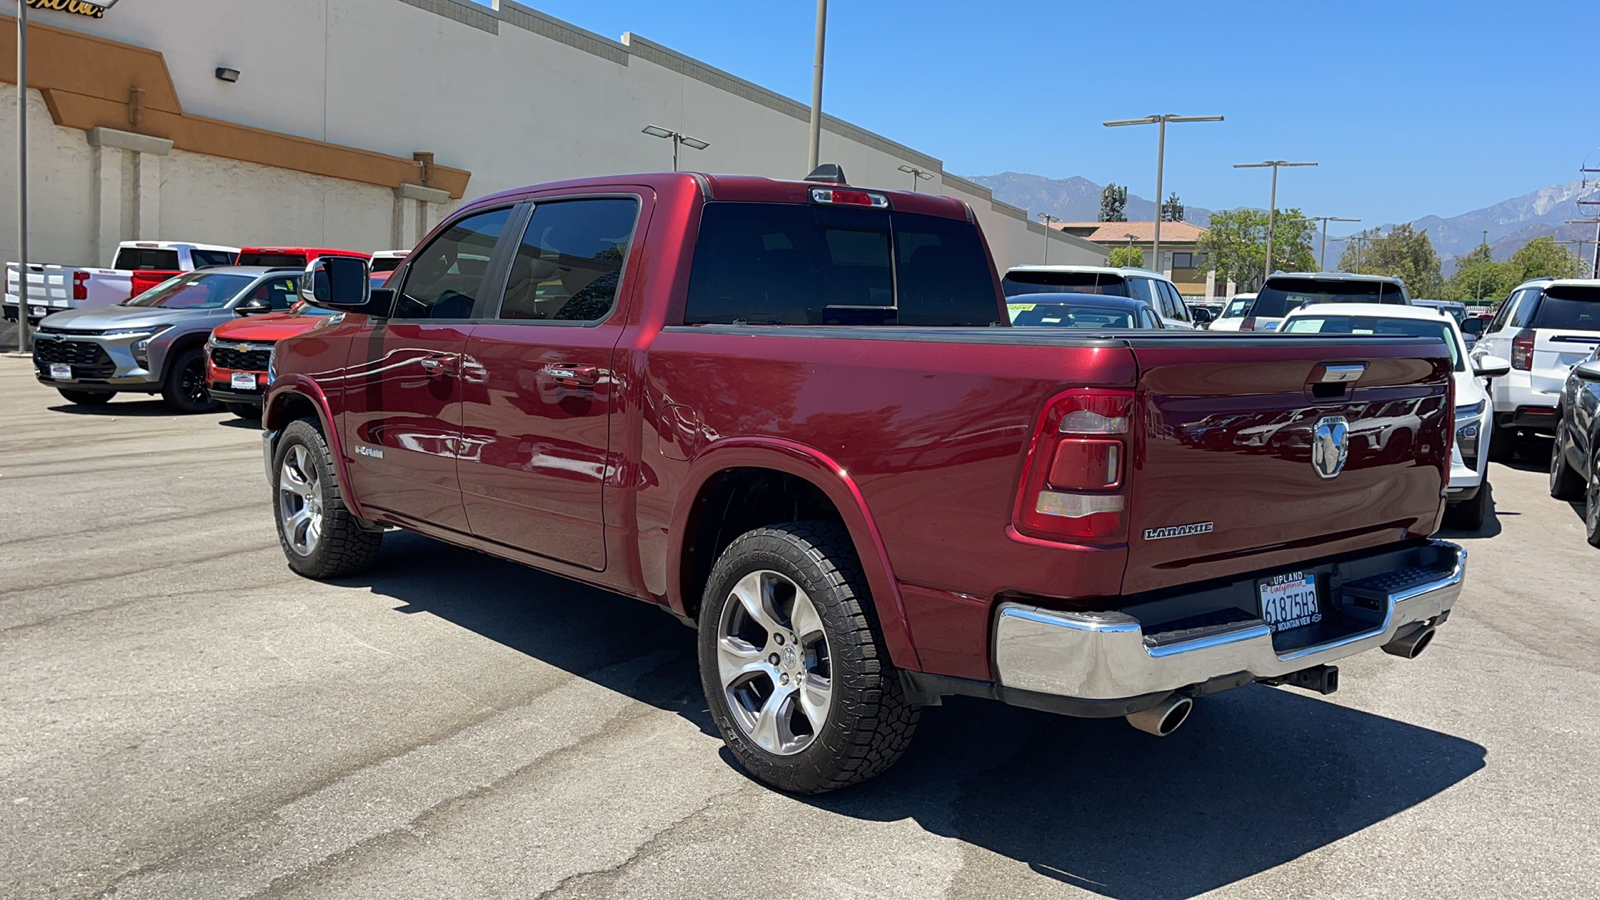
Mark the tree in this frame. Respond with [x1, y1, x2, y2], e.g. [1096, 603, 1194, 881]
[1161, 192, 1184, 223]
[1510, 235, 1583, 281]
[1441, 244, 1519, 305]
[1341, 224, 1443, 297]
[1197, 208, 1317, 290]
[1108, 245, 1145, 267]
[1099, 184, 1127, 222]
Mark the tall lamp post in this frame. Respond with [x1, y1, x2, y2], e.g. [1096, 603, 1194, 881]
[1477, 230, 1488, 303]
[640, 125, 709, 171]
[1123, 232, 1139, 267]
[1103, 114, 1223, 275]
[15, 0, 28, 353]
[1567, 218, 1600, 279]
[1309, 216, 1359, 271]
[1037, 212, 1060, 264]
[1234, 160, 1317, 276]
[806, 0, 827, 173]
[897, 164, 933, 192]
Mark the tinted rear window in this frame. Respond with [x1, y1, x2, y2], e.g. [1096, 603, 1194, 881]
[370, 256, 403, 272]
[114, 248, 181, 270]
[1531, 286, 1600, 330]
[1002, 270, 1129, 297]
[237, 252, 309, 267]
[190, 249, 237, 268]
[1252, 278, 1405, 318]
[684, 203, 998, 326]
[1010, 303, 1136, 328]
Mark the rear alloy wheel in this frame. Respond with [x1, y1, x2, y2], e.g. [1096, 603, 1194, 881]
[698, 522, 919, 794]
[160, 346, 220, 413]
[273, 418, 383, 578]
[1587, 444, 1600, 549]
[1550, 423, 1585, 501]
[56, 389, 113, 406]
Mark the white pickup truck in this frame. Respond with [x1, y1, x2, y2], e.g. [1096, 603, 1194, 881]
[4, 241, 239, 325]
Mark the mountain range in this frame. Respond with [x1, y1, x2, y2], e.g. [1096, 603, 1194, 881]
[968, 172, 1599, 276]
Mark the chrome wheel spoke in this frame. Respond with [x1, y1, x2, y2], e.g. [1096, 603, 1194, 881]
[797, 675, 831, 732]
[790, 591, 825, 643]
[730, 571, 783, 637]
[749, 685, 794, 752]
[716, 637, 769, 688]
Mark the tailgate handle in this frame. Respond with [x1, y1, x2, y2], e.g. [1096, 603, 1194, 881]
[1317, 364, 1366, 384]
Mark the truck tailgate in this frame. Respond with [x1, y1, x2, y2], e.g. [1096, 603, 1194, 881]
[1121, 336, 1453, 595]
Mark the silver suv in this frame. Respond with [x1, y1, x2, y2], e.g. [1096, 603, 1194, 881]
[31, 267, 301, 412]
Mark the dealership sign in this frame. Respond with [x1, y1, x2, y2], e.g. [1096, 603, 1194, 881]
[26, 0, 119, 18]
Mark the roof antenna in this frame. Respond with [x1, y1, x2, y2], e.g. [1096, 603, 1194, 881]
[804, 164, 848, 185]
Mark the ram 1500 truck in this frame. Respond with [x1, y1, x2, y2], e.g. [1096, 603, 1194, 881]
[262, 172, 1465, 794]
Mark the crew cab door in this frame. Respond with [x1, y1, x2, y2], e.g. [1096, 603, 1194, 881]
[339, 206, 517, 533]
[456, 194, 646, 571]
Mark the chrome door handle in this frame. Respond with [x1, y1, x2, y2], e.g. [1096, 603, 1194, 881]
[545, 364, 600, 387]
[419, 355, 456, 376]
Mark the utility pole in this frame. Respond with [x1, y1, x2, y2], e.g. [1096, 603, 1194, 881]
[1310, 215, 1359, 271]
[1477, 230, 1487, 303]
[806, 0, 827, 173]
[1037, 212, 1059, 264]
[14, 0, 29, 353]
[1234, 160, 1317, 276]
[1104, 114, 1223, 275]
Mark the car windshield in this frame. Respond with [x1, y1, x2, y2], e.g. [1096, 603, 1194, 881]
[1252, 279, 1405, 318]
[1001, 271, 1130, 297]
[123, 272, 255, 309]
[1283, 314, 1462, 371]
[1008, 302, 1136, 328]
[1221, 298, 1253, 318]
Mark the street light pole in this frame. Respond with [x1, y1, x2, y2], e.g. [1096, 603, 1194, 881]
[897, 164, 933, 192]
[1234, 160, 1317, 277]
[1478, 230, 1487, 303]
[15, 0, 28, 353]
[806, 0, 827, 173]
[641, 125, 709, 172]
[1310, 216, 1359, 271]
[1037, 212, 1059, 264]
[1104, 114, 1223, 275]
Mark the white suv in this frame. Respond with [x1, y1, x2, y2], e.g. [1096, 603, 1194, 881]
[1001, 265, 1196, 329]
[1472, 278, 1600, 457]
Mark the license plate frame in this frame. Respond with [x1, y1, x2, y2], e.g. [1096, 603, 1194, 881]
[1258, 571, 1323, 633]
[231, 371, 257, 391]
[49, 363, 72, 380]
[30, 304, 47, 318]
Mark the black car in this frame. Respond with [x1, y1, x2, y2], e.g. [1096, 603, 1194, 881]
[1006, 292, 1164, 329]
[1549, 344, 1600, 546]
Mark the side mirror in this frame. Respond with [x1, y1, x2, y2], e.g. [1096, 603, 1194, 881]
[1473, 355, 1511, 379]
[1575, 361, 1600, 382]
[1190, 308, 1214, 325]
[301, 255, 389, 316]
[235, 296, 272, 316]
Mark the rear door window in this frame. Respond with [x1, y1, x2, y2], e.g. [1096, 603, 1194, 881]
[114, 248, 181, 270]
[245, 276, 303, 311]
[190, 249, 237, 268]
[496, 198, 639, 322]
[1530, 285, 1600, 330]
[393, 208, 513, 320]
[684, 203, 997, 326]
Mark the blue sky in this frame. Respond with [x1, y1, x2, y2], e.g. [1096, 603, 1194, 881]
[503, 0, 1596, 227]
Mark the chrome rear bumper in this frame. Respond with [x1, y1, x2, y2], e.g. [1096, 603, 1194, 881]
[993, 540, 1464, 702]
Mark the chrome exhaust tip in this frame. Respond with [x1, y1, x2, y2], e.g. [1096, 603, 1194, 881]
[1126, 694, 1193, 737]
[1382, 625, 1436, 660]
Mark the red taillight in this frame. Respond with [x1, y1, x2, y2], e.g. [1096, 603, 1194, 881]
[1511, 329, 1535, 370]
[72, 270, 88, 300]
[1014, 389, 1133, 542]
[809, 187, 889, 208]
[1239, 316, 1256, 332]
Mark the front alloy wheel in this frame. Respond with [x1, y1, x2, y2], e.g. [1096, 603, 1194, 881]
[271, 418, 383, 578]
[277, 443, 325, 556]
[715, 570, 833, 756]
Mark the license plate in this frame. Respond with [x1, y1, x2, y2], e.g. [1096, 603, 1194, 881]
[49, 363, 71, 380]
[1258, 571, 1322, 632]
[30, 305, 46, 317]
[231, 371, 257, 390]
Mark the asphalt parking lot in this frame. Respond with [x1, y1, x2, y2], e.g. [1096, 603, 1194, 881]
[2, 354, 1598, 900]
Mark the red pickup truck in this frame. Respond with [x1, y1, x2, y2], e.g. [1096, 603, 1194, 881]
[261, 172, 1465, 793]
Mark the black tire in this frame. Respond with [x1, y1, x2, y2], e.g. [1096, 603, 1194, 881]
[1488, 424, 1518, 463]
[160, 346, 220, 413]
[271, 418, 383, 578]
[1444, 479, 1489, 532]
[1550, 423, 1586, 501]
[224, 402, 262, 420]
[56, 389, 113, 406]
[698, 522, 919, 794]
[1586, 443, 1600, 549]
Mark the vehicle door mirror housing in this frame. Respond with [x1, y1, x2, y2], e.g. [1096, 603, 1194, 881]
[1190, 307, 1213, 325]
[1473, 355, 1511, 379]
[301, 255, 373, 310]
[235, 296, 272, 316]
[1575, 361, 1600, 382]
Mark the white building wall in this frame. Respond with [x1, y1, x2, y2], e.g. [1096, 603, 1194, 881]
[14, 0, 1104, 271]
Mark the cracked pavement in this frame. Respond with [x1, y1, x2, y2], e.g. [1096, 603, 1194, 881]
[1, 355, 1597, 899]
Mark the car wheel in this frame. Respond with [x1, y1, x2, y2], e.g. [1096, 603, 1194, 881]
[1587, 444, 1600, 549]
[56, 389, 113, 406]
[1488, 424, 1518, 463]
[224, 402, 262, 420]
[1444, 480, 1489, 532]
[697, 522, 919, 794]
[273, 418, 384, 578]
[160, 346, 220, 413]
[1550, 423, 1586, 501]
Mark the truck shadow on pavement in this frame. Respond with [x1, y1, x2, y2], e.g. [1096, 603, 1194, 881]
[356, 533, 1486, 900]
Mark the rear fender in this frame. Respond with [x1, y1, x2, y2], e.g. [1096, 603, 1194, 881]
[262, 375, 367, 520]
[670, 439, 921, 673]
